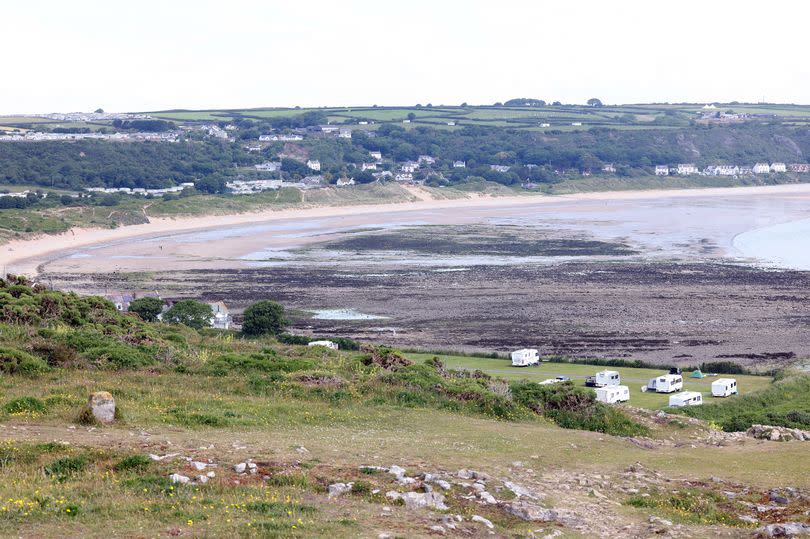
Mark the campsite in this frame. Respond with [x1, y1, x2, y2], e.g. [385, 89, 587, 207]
[409, 353, 769, 410]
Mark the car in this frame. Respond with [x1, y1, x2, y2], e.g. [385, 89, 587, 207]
[584, 376, 598, 387]
[555, 376, 571, 382]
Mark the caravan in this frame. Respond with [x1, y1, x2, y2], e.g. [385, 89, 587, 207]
[711, 378, 738, 397]
[511, 349, 540, 367]
[668, 391, 703, 407]
[596, 385, 630, 404]
[594, 370, 621, 387]
[645, 374, 683, 393]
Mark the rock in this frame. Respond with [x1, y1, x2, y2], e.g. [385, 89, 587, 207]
[388, 465, 406, 479]
[386, 490, 448, 511]
[502, 501, 558, 522]
[169, 473, 190, 484]
[770, 494, 790, 505]
[478, 491, 497, 505]
[748, 424, 810, 443]
[429, 525, 446, 535]
[457, 469, 473, 480]
[88, 391, 116, 424]
[471, 482, 486, 493]
[435, 480, 452, 490]
[378, 534, 392, 539]
[328, 482, 353, 497]
[504, 481, 538, 499]
[756, 522, 810, 537]
[233, 462, 247, 473]
[590, 488, 607, 499]
[471, 515, 494, 529]
[440, 515, 457, 530]
[770, 429, 782, 441]
[206, 471, 216, 478]
[247, 462, 258, 474]
[190, 461, 207, 471]
[195, 474, 209, 484]
[149, 453, 179, 461]
[296, 446, 309, 454]
[649, 515, 673, 527]
[399, 477, 417, 486]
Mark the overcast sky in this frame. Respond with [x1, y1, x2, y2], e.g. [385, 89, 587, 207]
[3, 0, 808, 113]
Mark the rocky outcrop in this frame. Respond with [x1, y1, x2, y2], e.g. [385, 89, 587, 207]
[747, 424, 810, 442]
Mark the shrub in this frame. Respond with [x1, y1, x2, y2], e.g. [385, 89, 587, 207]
[205, 352, 314, 376]
[163, 300, 213, 330]
[83, 344, 153, 369]
[128, 297, 165, 322]
[4, 396, 47, 415]
[114, 454, 152, 473]
[45, 455, 88, 481]
[0, 347, 49, 375]
[242, 300, 287, 336]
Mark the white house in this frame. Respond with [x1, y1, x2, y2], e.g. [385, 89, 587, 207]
[490, 164, 510, 173]
[361, 162, 377, 171]
[319, 125, 339, 134]
[511, 348, 540, 367]
[400, 162, 418, 173]
[306, 159, 321, 171]
[645, 374, 683, 393]
[753, 163, 771, 174]
[418, 155, 436, 165]
[655, 165, 669, 176]
[596, 385, 630, 404]
[254, 161, 282, 172]
[669, 391, 703, 407]
[208, 301, 231, 330]
[540, 123, 551, 127]
[369, 151, 382, 161]
[711, 378, 738, 397]
[402, 119, 411, 124]
[676, 163, 699, 175]
[394, 173, 414, 182]
[770, 162, 787, 173]
[594, 370, 621, 387]
[789, 163, 810, 173]
[338, 128, 352, 139]
[336, 177, 355, 187]
[602, 164, 616, 173]
[308, 340, 339, 350]
[452, 160, 466, 168]
[571, 122, 582, 126]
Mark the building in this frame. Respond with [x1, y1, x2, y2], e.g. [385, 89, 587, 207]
[676, 163, 698, 175]
[361, 162, 377, 171]
[601, 164, 616, 173]
[254, 161, 281, 172]
[452, 160, 466, 168]
[400, 162, 418, 173]
[369, 151, 382, 161]
[771, 162, 787, 173]
[571, 122, 582, 126]
[789, 163, 810, 173]
[395, 173, 414, 182]
[208, 301, 232, 330]
[753, 163, 771, 174]
[654, 165, 669, 176]
[308, 340, 339, 350]
[106, 292, 135, 312]
[738, 166, 754, 175]
[300, 175, 324, 187]
[226, 179, 282, 194]
[306, 160, 321, 171]
[490, 164, 510, 173]
[704, 165, 739, 176]
[418, 155, 436, 165]
[336, 177, 355, 187]
[319, 125, 339, 134]
[258, 133, 304, 142]
[244, 145, 262, 152]
[446, 121, 456, 126]
[539, 122, 551, 127]
[338, 128, 352, 139]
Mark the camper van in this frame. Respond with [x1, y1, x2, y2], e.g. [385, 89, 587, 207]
[646, 374, 683, 393]
[511, 348, 540, 367]
[669, 391, 703, 407]
[711, 378, 738, 397]
[596, 385, 630, 404]
[594, 370, 621, 387]
[308, 340, 339, 350]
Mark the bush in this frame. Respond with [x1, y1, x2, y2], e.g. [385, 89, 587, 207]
[205, 352, 314, 376]
[45, 455, 88, 481]
[114, 454, 152, 473]
[0, 346, 49, 375]
[4, 396, 47, 415]
[83, 344, 153, 369]
[242, 300, 287, 336]
[128, 297, 165, 322]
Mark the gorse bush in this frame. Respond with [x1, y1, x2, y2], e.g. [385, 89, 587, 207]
[0, 347, 49, 375]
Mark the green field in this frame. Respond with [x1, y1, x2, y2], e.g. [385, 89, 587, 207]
[408, 353, 772, 410]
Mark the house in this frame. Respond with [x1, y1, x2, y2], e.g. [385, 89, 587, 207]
[336, 177, 355, 187]
[789, 163, 810, 173]
[571, 122, 582, 126]
[373, 171, 393, 180]
[394, 173, 414, 182]
[702, 103, 717, 109]
[245, 145, 262, 152]
[338, 128, 352, 139]
[306, 159, 321, 171]
[452, 160, 466, 168]
[753, 162, 771, 174]
[490, 164, 510, 173]
[705, 165, 739, 176]
[418, 155, 436, 165]
[510, 348, 539, 367]
[645, 374, 683, 393]
[595, 385, 630, 404]
[226, 179, 282, 194]
[369, 151, 382, 161]
[447, 121, 456, 126]
[738, 166, 754, 175]
[594, 370, 621, 387]
[669, 391, 703, 407]
[208, 301, 232, 330]
[254, 161, 282, 172]
[676, 163, 698, 175]
[300, 175, 324, 187]
[540, 123, 551, 127]
[361, 162, 377, 171]
[106, 292, 134, 312]
[711, 378, 738, 397]
[602, 163, 616, 173]
[402, 119, 411, 123]
[400, 162, 418, 173]
[771, 162, 787, 173]
[308, 340, 339, 350]
[654, 165, 669, 176]
[319, 125, 339, 134]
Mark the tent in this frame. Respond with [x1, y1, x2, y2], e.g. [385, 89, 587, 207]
[690, 369, 705, 379]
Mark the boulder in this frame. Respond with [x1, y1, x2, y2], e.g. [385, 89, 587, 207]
[328, 482, 353, 497]
[478, 491, 497, 505]
[386, 490, 448, 511]
[169, 473, 190, 484]
[88, 391, 116, 424]
[471, 515, 494, 529]
[756, 522, 810, 537]
[502, 500, 558, 522]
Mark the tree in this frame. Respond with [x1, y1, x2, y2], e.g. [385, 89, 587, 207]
[163, 300, 212, 330]
[407, 112, 416, 121]
[242, 300, 287, 336]
[128, 297, 164, 322]
[94, 108, 104, 113]
[587, 98, 603, 107]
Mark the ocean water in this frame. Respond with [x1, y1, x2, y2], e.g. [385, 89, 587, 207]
[733, 217, 810, 270]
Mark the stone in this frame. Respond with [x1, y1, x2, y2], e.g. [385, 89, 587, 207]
[169, 473, 190, 484]
[649, 515, 673, 527]
[503, 501, 558, 522]
[328, 482, 353, 497]
[388, 465, 406, 479]
[190, 461, 207, 471]
[757, 522, 810, 537]
[478, 492, 497, 505]
[440, 515, 457, 530]
[457, 469, 473, 480]
[88, 391, 116, 424]
[398, 477, 417, 486]
[233, 462, 247, 473]
[770, 494, 790, 505]
[378, 534, 392, 539]
[435, 480, 452, 490]
[386, 490, 448, 511]
[471, 515, 494, 529]
[429, 525, 446, 535]
[195, 474, 209, 484]
[504, 481, 538, 499]
[206, 471, 216, 478]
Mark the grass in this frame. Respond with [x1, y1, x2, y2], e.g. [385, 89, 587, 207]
[407, 353, 772, 410]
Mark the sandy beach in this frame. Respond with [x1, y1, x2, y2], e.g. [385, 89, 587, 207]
[5, 183, 810, 276]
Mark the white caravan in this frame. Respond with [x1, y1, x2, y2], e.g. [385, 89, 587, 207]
[595, 370, 621, 387]
[308, 340, 339, 350]
[669, 391, 703, 407]
[511, 348, 540, 367]
[646, 374, 683, 393]
[711, 378, 738, 397]
[596, 385, 630, 404]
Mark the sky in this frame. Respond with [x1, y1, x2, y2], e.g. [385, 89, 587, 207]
[2, 0, 809, 113]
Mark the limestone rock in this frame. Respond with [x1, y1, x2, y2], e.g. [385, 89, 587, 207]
[88, 391, 116, 424]
[471, 515, 494, 529]
[756, 522, 810, 537]
[502, 500, 558, 522]
[328, 482, 353, 497]
[169, 473, 190, 484]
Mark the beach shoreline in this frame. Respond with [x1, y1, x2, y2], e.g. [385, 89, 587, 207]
[5, 182, 810, 276]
